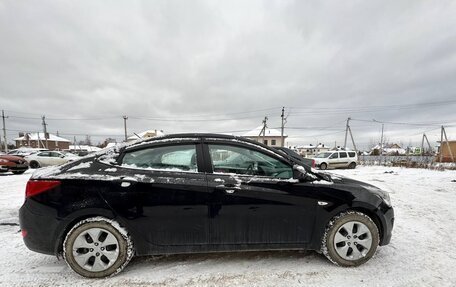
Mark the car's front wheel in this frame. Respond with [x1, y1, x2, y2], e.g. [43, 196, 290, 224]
[320, 163, 328, 170]
[321, 211, 379, 267]
[63, 217, 134, 278]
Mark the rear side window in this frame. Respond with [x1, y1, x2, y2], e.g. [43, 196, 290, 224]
[121, 144, 198, 172]
[209, 144, 292, 179]
[348, 152, 356, 157]
[339, 152, 348, 158]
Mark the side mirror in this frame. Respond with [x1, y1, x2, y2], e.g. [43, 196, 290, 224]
[60, 155, 65, 158]
[292, 165, 307, 180]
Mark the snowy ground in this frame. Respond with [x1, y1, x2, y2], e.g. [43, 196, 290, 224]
[0, 166, 455, 286]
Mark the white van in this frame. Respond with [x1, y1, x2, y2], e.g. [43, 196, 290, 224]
[313, 151, 358, 170]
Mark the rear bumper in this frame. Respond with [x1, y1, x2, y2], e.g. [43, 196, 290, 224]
[19, 199, 58, 255]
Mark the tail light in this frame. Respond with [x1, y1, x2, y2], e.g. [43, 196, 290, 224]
[311, 159, 316, 168]
[25, 180, 61, 198]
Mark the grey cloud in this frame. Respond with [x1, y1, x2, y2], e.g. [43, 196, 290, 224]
[1, 0, 456, 148]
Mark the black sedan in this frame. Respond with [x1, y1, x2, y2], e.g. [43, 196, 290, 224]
[19, 134, 394, 278]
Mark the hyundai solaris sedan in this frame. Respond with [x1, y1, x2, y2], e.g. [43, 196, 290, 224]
[19, 134, 394, 278]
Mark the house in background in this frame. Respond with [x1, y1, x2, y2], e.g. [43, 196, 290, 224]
[295, 143, 331, 158]
[436, 140, 456, 162]
[371, 143, 406, 155]
[127, 129, 165, 142]
[14, 132, 70, 150]
[242, 126, 287, 147]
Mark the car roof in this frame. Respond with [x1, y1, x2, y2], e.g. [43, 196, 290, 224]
[138, 133, 264, 147]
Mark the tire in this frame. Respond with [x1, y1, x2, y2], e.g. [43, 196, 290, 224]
[320, 163, 327, 170]
[63, 217, 134, 278]
[29, 161, 40, 169]
[321, 211, 379, 267]
[348, 162, 356, 169]
[12, 170, 26, 174]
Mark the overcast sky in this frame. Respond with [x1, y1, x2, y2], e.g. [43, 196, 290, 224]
[1, 0, 456, 148]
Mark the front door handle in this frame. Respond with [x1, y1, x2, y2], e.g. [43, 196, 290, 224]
[120, 176, 138, 188]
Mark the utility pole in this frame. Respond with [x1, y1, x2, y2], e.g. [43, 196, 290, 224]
[343, 117, 358, 153]
[258, 116, 268, 145]
[343, 117, 350, 149]
[380, 123, 384, 162]
[41, 115, 48, 149]
[421, 133, 432, 155]
[440, 126, 444, 163]
[123, 116, 128, 142]
[280, 107, 285, 147]
[1, 110, 8, 152]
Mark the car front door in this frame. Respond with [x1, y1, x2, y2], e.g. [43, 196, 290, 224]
[203, 141, 317, 246]
[36, 152, 51, 166]
[99, 141, 210, 251]
[328, 152, 339, 168]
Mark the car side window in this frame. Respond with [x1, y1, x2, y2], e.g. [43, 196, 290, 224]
[340, 152, 348, 158]
[329, 153, 338, 159]
[348, 152, 356, 157]
[208, 144, 292, 179]
[38, 152, 50, 157]
[121, 144, 198, 172]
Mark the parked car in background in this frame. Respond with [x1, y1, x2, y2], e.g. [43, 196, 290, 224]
[7, 148, 48, 158]
[313, 151, 358, 170]
[24, 151, 79, 168]
[20, 134, 393, 278]
[0, 154, 29, 174]
[274, 146, 315, 168]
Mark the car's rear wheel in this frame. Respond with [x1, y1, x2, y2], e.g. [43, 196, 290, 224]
[63, 217, 134, 278]
[321, 211, 379, 267]
[348, 162, 356, 169]
[29, 161, 40, 169]
[320, 163, 328, 170]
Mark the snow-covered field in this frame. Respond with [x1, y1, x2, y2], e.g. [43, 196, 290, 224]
[0, 166, 455, 286]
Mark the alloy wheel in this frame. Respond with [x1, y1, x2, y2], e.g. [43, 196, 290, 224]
[333, 221, 373, 260]
[72, 227, 120, 272]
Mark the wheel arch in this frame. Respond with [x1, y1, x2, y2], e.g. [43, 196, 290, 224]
[313, 202, 384, 249]
[53, 208, 119, 255]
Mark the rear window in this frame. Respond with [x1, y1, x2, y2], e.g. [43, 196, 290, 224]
[348, 152, 356, 157]
[339, 152, 347, 158]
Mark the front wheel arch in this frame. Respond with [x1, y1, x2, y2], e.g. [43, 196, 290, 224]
[320, 210, 380, 266]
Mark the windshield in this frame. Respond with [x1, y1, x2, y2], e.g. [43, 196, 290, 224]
[315, 152, 332, 158]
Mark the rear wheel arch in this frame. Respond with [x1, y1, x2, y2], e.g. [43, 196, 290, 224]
[54, 210, 118, 255]
[63, 216, 134, 278]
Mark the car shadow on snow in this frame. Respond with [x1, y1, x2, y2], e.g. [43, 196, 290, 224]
[126, 250, 325, 270]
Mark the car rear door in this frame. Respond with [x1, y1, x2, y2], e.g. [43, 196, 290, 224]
[203, 140, 317, 246]
[338, 152, 349, 167]
[99, 140, 211, 252]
